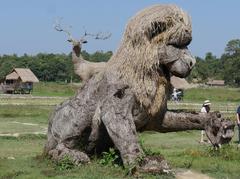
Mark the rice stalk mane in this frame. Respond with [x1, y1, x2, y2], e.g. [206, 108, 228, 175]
[106, 4, 191, 115]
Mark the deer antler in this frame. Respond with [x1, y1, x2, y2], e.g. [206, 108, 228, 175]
[54, 18, 111, 45]
[54, 18, 74, 42]
[82, 30, 112, 40]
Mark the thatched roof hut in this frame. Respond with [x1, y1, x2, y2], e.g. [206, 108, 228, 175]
[6, 68, 39, 82]
[2, 68, 39, 94]
[206, 80, 225, 86]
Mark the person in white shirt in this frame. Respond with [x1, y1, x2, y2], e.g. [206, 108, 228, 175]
[172, 88, 182, 102]
[200, 100, 211, 143]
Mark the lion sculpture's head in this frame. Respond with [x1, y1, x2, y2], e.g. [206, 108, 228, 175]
[107, 4, 196, 115]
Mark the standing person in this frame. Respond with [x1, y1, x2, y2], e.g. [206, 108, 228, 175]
[201, 100, 211, 113]
[172, 88, 182, 102]
[236, 105, 240, 146]
[172, 88, 178, 102]
[200, 100, 211, 143]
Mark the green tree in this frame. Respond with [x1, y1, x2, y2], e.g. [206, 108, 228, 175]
[0, 50, 113, 82]
[90, 50, 112, 62]
[224, 39, 240, 55]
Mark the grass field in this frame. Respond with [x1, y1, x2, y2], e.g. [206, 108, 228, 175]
[2, 82, 239, 102]
[32, 82, 79, 97]
[184, 87, 240, 103]
[1, 132, 239, 179]
[0, 83, 240, 178]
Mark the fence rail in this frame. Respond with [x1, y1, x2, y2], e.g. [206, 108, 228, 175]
[0, 95, 238, 117]
[168, 101, 238, 117]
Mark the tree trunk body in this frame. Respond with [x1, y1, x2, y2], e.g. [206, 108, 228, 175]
[44, 72, 234, 172]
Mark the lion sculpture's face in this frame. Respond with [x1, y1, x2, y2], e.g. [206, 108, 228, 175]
[122, 4, 196, 78]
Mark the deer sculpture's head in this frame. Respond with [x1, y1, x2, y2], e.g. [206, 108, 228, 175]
[54, 19, 111, 57]
[67, 38, 87, 57]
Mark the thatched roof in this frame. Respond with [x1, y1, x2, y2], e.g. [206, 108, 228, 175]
[6, 72, 19, 80]
[206, 80, 225, 86]
[171, 76, 191, 89]
[6, 68, 39, 82]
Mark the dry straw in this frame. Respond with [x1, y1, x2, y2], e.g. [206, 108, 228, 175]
[106, 4, 192, 115]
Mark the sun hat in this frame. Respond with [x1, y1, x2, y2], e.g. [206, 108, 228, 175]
[203, 100, 211, 106]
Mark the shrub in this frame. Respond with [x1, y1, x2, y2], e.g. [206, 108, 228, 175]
[99, 148, 119, 167]
[55, 155, 75, 171]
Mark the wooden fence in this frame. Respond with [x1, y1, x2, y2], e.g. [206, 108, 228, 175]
[168, 101, 238, 118]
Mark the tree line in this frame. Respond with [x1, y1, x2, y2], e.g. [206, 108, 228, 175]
[188, 39, 240, 86]
[0, 39, 240, 86]
[0, 50, 112, 82]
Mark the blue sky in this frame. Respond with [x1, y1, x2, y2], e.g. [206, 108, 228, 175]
[0, 0, 239, 58]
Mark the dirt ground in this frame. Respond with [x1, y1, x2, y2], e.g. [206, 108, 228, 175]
[175, 169, 213, 179]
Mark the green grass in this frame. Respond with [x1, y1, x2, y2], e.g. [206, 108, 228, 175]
[4, 82, 239, 103]
[0, 136, 131, 179]
[0, 105, 52, 124]
[32, 82, 79, 97]
[184, 87, 240, 103]
[0, 131, 239, 179]
[141, 131, 240, 179]
[0, 97, 66, 106]
[0, 105, 50, 135]
[0, 122, 45, 134]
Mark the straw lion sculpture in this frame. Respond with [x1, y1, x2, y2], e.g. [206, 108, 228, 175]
[45, 4, 234, 173]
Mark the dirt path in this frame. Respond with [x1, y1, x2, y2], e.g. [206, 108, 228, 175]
[0, 121, 47, 137]
[175, 169, 213, 179]
[0, 131, 46, 137]
[10, 121, 39, 126]
[0, 94, 67, 99]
